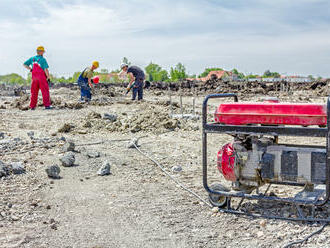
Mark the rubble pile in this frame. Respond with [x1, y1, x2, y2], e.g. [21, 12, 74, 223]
[146, 78, 329, 96]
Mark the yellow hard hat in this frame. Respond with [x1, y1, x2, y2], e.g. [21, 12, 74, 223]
[92, 61, 99, 68]
[36, 46, 45, 52]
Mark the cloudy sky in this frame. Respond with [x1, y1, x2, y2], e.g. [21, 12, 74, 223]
[0, 0, 329, 78]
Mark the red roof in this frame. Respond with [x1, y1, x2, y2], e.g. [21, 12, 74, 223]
[197, 70, 230, 82]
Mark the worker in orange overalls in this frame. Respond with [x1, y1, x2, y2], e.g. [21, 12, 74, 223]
[23, 46, 52, 110]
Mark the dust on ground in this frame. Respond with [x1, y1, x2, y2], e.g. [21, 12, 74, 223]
[0, 84, 330, 248]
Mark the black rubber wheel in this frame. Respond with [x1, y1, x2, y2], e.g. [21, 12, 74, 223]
[208, 183, 230, 208]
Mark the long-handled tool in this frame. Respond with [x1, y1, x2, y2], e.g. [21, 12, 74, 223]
[125, 81, 136, 95]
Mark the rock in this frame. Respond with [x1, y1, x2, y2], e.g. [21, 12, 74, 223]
[127, 138, 138, 148]
[10, 162, 25, 174]
[87, 111, 101, 119]
[171, 165, 182, 173]
[27, 131, 34, 139]
[0, 132, 4, 139]
[86, 151, 100, 158]
[103, 113, 117, 122]
[97, 161, 111, 176]
[58, 123, 74, 133]
[0, 161, 9, 177]
[50, 223, 57, 230]
[256, 231, 264, 238]
[62, 141, 75, 152]
[11, 215, 20, 221]
[259, 220, 267, 228]
[212, 207, 219, 213]
[45, 165, 61, 179]
[59, 152, 75, 167]
[82, 121, 92, 128]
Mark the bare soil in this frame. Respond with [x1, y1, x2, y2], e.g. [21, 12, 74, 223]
[0, 86, 329, 248]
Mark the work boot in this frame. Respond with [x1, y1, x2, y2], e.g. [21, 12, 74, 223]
[30, 108, 35, 111]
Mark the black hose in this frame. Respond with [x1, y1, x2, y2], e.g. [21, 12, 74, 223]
[282, 223, 328, 248]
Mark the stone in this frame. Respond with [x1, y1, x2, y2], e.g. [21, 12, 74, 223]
[103, 113, 117, 122]
[0, 132, 4, 139]
[127, 138, 138, 149]
[97, 161, 111, 176]
[62, 141, 75, 152]
[257, 231, 264, 238]
[259, 220, 267, 228]
[59, 152, 75, 167]
[212, 207, 219, 213]
[50, 223, 57, 230]
[45, 165, 61, 179]
[171, 165, 182, 173]
[87, 111, 101, 119]
[58, 123, 74, 133]
[83, 121, 92, 128]
[10, 162, 25, 174]
[11, 215, 20, 221]
[27, 131, 34, 139]
[86, 151, 100, 158]
[0, 161, 9, 177]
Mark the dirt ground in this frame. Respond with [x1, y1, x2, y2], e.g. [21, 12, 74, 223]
[0, 86, 329, 248]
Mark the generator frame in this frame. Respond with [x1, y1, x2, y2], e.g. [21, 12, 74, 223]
[202, 93, 330, 222]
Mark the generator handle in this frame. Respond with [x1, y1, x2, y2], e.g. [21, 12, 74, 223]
[202, 93, 238, 127]
[202, 93, 238, 197]
[317, 96, 330, 206]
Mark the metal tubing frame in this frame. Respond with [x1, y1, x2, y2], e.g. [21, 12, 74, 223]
[202, 94, 330, 210]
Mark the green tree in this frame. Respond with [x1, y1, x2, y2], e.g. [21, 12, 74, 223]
[122, 57, 131, 66]
[145, 62, 169, 82]
[170, 63, 187, 82]
[231, 68, 245, 79]
[263, 70, 280, 78]
[308, 75, 315, 80]
[0, 73, 26, 85]
[199, 68, 224, 78]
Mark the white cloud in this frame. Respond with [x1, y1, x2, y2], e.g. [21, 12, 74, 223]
[0, 0, 329, 78]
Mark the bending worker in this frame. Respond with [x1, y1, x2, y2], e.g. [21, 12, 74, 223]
[77, 61, 99, 102]
[120, 63, 145, 101]
[23, 46, 52, 110]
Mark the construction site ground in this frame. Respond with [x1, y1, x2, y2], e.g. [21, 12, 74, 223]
[0, 85, 329, 248]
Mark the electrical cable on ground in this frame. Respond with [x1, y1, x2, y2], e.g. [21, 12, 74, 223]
[132, 142, 212, 208]
[282, 223, 328, 248]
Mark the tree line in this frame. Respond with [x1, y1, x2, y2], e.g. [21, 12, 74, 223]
[0, 58, 321, 85]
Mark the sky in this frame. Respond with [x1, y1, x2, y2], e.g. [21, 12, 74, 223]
[0, 0, 329, 78]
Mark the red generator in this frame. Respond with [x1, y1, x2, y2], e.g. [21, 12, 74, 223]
[202, 93, 330, 222]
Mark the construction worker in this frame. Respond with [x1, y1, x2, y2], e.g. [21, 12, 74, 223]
[120, 63, 145, 100]
[77, 61, 99, 102]
[23, 46, 52, 110]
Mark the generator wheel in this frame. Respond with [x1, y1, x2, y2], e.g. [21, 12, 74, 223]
[209, 183, 230, 208]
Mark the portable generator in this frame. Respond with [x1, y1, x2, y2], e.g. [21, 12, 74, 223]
[202, 93, 330, 222]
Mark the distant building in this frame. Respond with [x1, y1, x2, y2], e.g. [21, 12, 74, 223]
[187, 70, 236, 82]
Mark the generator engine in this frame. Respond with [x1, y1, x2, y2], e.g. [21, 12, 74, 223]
[217, 135, 326, 192]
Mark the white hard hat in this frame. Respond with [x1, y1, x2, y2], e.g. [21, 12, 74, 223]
[120, 63, 128, 69]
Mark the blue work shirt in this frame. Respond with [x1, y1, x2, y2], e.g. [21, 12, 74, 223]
[24, 55, 49, 70]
